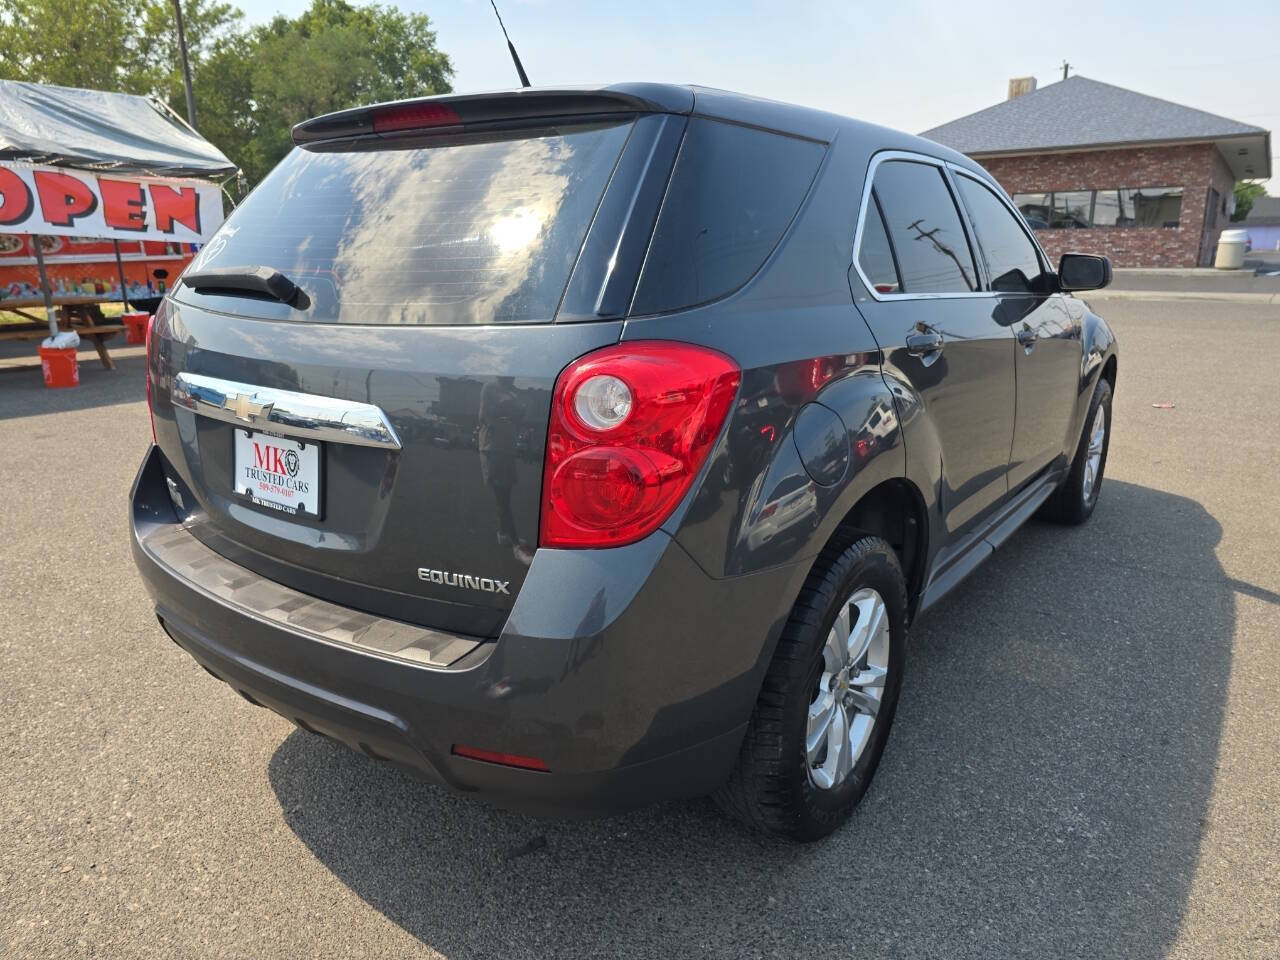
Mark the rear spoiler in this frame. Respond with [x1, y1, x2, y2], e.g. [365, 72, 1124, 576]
[291, 84, 695, 145]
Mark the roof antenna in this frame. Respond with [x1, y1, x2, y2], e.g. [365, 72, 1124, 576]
[1061, 60, 1072, 81]
[490, 1, 531, 88]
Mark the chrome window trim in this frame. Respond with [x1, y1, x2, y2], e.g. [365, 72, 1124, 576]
[172, 372, 403, 450]
[851, 150, 988, 303]
[851, 149, 1054, 302]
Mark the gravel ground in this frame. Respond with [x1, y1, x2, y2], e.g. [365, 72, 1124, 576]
[1, 299, 1276, 959]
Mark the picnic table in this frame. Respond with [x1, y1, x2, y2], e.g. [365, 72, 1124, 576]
[0, 295, 128, 369]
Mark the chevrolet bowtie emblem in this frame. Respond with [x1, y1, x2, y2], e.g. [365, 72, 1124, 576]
[226, 392, 274, 424]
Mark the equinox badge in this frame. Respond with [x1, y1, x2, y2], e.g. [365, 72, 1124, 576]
[418, 568, 510, 595]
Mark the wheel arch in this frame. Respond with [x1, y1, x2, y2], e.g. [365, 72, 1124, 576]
[816, 476, 930, 622]
[1101, 352, 1117, 389]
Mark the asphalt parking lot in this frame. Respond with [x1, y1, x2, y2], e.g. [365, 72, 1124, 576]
[2, 299, 1277, 959]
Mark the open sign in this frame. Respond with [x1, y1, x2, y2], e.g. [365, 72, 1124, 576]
[0, 162, 222, 243]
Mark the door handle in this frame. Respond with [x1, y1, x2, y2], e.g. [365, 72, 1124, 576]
[905, 331, 944, 356]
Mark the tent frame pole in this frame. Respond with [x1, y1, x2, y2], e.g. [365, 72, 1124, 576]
[31, 235, 58, 337]
[112, 239, 131, 312]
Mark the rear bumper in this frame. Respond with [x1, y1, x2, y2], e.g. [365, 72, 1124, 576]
[131, 446, 803, 817]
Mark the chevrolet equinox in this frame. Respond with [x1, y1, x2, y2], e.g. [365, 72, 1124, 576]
[131, 84, 1117, 840]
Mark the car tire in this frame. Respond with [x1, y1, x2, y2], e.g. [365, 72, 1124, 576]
[1039, 376, 1112, 526]
[714, 534, 907, 841]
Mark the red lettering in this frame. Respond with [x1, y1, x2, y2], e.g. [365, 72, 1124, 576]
[149, 183, 200, 235]
[254, 442, 269, 469]
[0, 168, 33, 225]
[99, 178, 147, 231]
[33, 171, 97, 227]
[272, 448, 286, 474]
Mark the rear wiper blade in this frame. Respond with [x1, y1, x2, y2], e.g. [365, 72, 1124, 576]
[181, 265, 310, 309]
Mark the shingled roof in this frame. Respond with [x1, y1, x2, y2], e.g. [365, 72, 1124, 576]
[1244, 195, 1280, 226]
[921, 76, 1271, 180]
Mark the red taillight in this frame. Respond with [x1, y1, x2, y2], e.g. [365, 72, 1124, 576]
[145, 310, 156, 443]
[451, 744, 549, 772]
[372, 102, 462, 133]
[540, 341, 741, 548]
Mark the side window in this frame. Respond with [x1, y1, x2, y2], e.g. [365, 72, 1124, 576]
[856, 193, 901, 294]
[632, 118, 826, 315]
[869, 160, 977, 294]
[955, 175, 1048, 294]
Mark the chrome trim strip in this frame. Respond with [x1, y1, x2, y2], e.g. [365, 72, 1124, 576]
[172, 372, 402, 450]
[849, 150, 985, 303]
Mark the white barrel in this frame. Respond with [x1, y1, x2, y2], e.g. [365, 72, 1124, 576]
[1214, 229, 1249, 269]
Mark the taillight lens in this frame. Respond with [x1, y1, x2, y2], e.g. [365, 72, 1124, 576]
[145, 308, 157, 443]
[541, 342, 741, 548]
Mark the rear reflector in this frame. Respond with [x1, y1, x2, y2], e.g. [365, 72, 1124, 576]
[145, 308, 158, 443]
[451, 744, 550, 772]
[372, 103, 462, 133]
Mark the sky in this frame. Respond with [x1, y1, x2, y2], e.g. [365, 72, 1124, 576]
[249, 0, 1280, 193]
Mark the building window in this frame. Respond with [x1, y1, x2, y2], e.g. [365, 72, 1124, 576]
[1128, 187, 1184, 227]
[1013, 187, 1184, 229]
[1013, 193, 1051, 230]
[1051, 191, 1093, 228]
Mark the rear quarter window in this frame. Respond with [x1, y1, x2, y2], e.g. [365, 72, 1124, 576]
[631, 118, 825, 315]
[178, 121, 632, 325]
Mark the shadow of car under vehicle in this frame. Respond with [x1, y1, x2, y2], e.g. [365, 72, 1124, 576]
[268, 479, 1231, 959]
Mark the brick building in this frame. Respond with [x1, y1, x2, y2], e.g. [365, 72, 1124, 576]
[922, 76, 1272, 267]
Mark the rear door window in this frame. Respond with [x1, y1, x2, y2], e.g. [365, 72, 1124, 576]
[856, 195, 902, 294]
[867, 159, 977, 294]
[631, 118, 825, 315]
[955, 174, 1049, 293]
[178, 121, 633, 325]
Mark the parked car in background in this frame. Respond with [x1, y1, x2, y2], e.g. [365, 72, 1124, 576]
[131, 84, 1117, 840]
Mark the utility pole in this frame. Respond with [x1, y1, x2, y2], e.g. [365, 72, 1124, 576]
[1061, 60, 1071, 81]
[172, 0, 198, 130]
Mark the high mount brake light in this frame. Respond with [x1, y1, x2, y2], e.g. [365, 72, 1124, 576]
[372, 103, 463, 133]
[540, 342, 741, 548]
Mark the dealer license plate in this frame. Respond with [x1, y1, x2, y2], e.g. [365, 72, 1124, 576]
[233, 429, 321, 517]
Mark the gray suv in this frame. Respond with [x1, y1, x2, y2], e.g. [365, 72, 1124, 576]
[130, 84, 1117, 840]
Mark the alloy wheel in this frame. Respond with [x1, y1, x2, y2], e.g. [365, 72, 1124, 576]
[1082, 405, 1106, 505]
[806, 587, 890, 790]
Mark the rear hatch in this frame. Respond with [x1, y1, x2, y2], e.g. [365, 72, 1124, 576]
[148, 91, 689, 637]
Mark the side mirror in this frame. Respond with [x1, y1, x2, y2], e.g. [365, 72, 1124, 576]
[1057, 253, 1112, 292]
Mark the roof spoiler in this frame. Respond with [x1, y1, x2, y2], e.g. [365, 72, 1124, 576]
[291, 84, 694, 145]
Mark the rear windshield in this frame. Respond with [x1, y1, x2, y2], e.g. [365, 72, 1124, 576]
[179, 121, 632, 325]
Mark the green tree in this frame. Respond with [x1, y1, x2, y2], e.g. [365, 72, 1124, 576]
[144, 0, 260, 181]
[0, 0, 454, 187]
[244, 0, 453, 183]
[0, 0, 157, 92]
[1232, 181, 1268, 222]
